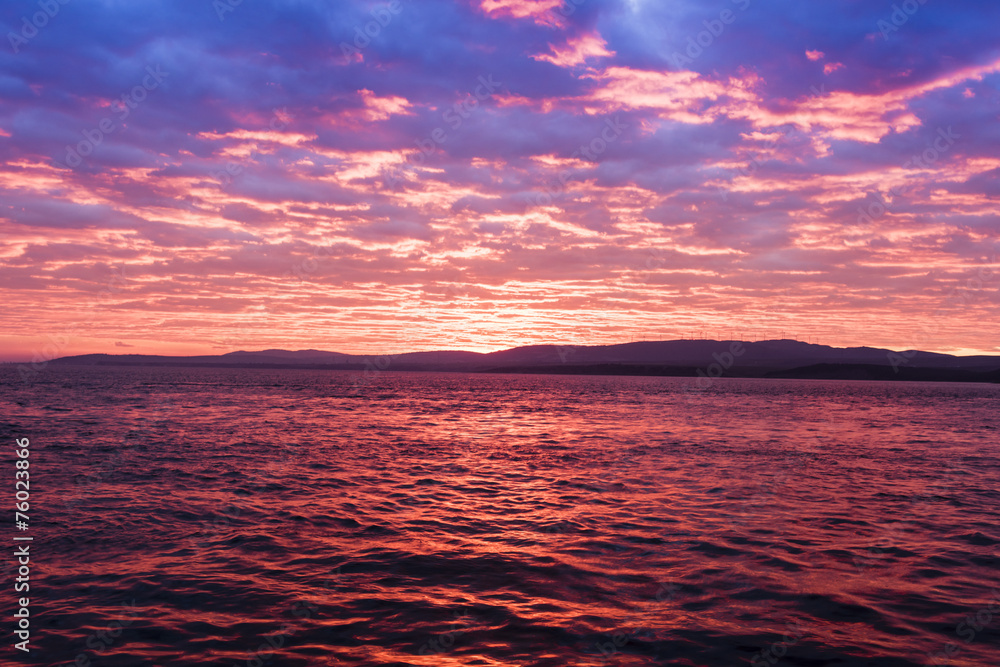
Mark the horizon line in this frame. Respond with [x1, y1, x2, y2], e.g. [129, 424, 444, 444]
[4, 337, 999, 365]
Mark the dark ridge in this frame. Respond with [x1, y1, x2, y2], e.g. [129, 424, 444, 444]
[480, 364, 711, 377]
[45, 340, 1000, 384]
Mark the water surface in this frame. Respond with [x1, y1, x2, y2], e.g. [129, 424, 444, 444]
[3, 367, 999, 666]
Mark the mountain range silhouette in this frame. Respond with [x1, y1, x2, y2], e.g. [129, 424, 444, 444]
[50, 339, 1000, 383]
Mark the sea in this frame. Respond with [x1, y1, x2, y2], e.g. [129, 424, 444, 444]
[2, 366, 999, 666]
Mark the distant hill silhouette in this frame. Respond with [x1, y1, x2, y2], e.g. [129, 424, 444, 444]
[48, 339, 1000, 383]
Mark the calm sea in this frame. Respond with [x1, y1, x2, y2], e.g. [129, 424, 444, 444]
[2, 367, 999, 666]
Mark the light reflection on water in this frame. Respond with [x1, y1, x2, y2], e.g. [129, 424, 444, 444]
[3, 367, 999, 666]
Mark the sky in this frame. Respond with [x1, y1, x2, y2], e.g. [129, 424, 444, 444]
[1, 0, 999, 362]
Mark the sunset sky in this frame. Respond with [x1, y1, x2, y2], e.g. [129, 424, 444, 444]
[2, 0, 999, 361]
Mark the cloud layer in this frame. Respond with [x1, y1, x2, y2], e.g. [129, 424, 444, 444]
[1, 0, 999, 360]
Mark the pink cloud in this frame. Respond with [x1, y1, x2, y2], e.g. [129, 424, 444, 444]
[570, 67, 731, 123]
[353, 89, 415, 122]
[476, 0, 564, 26]
[532, 32, 615, 67]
